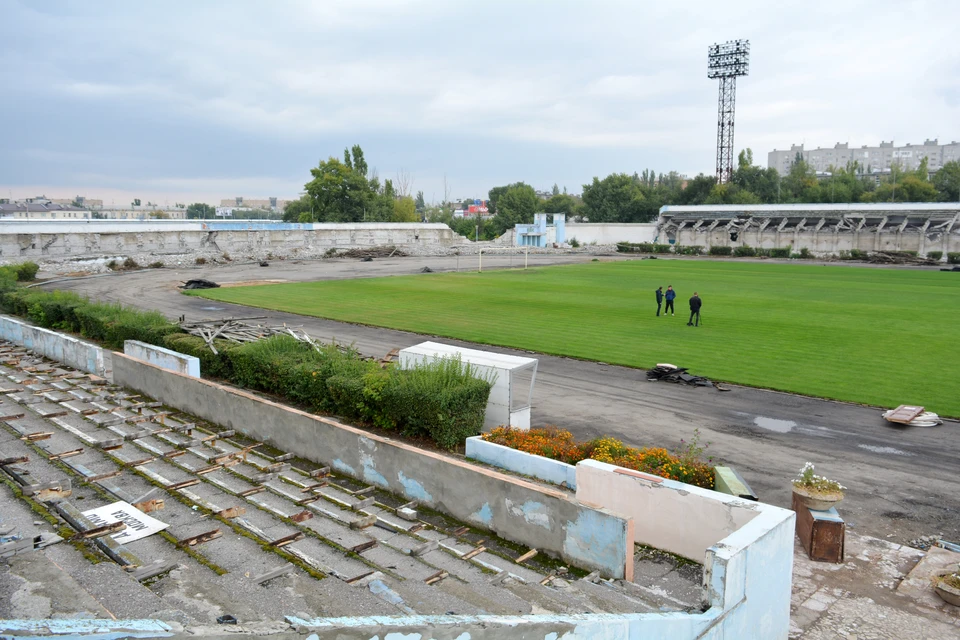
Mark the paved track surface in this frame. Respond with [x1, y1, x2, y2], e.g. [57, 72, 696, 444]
[40, 254, 960, 545]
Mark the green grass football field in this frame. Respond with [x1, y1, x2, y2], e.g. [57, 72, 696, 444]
[188, 260, 960, 416]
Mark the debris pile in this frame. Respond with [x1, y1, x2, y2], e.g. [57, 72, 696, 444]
[882, 405, 942, 427]
[867, 251, 937, 265]
[179, 279, 220, 290]
[335, 246, 408, 260]
[179, 317, 326, 354]
[646, 363, 713, 387]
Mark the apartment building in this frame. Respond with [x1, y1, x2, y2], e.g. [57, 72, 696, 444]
[768, 139, 960, 176]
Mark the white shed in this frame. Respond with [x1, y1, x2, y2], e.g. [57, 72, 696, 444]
[398, 341, 538, 431]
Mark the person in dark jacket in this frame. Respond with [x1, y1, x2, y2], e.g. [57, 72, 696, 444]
[688, 292, 702, 326]
[655, 286, 664, 316]
[664, 285, 676, 316]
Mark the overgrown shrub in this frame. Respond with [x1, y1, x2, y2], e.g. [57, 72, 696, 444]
[195, 257, 207, 265]
[569, 237, 580, 248]
[927, 251, 943, 261]
[674, 245, 704, 256]
[14, 262, 39, 281]
[122, 257, 139, 270]
[798, 247, 812, 259]
[149, 261, 164, 269]
[708, 246, 733, 256]
[948, 252, 960, 264]
[733, 245, 756, 257]
[483, 426, 715, 489]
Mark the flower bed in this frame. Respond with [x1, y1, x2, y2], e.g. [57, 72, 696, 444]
[482, 426, 715, 489]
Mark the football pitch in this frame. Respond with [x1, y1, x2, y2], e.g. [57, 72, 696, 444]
[188, 260, 960, 417]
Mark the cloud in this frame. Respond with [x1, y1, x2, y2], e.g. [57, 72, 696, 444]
[1, 0, 959, 201]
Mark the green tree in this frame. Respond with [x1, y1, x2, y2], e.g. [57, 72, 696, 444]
[186, 203, 215, 219]
[351, 144, 368, 177]
[281, 196, 313, 222]
[551, 183, 560, 196]
[393, 196, 417, 222]
[704, 183, 762, 205]
[414, 190, 426, 213]
[304, 156, 371, 222]
[675, 174, 716, 205]
[933, 161, 960, 202]
[542, 193, 577, 216]
[491, 184, 538, 234]
[581, 173, 650, 222]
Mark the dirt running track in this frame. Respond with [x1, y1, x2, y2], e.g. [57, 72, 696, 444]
[39, 254, 960, 546]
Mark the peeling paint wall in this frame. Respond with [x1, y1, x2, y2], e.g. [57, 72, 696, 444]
[465, 437, 576, 489]
[123, 340, 199, 377]
[0, 314, 106, 376]
[565, 223, 658, 245]
[111, 353, 633, 579]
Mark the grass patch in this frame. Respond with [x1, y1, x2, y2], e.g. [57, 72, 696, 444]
[188, 260, 960, 416]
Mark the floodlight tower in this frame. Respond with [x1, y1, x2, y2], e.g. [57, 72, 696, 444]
[708, 39, 750, 184]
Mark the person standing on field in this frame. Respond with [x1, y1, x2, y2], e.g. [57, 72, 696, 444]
[688, 292, 702, 327]
[664, 285, 676, 316]
[655, 286, 664, 316]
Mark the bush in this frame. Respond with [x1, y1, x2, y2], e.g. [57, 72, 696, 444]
[14, 262, 39, 281]
[569, 237, 580, 248]
[674, 245, 704, 256]
[195, 257, 207, 265]
[768, 247, 790, 259]
[149, 261, 164, 269]
[927, 251, 943, 261]
[733, 245, 757, 257]
[483, 427, 714, 489]
[122, 257, 140, 270]
[948, 253, 960, 264]
[798, 247, 812, 259]
[708, 246, 733, 256]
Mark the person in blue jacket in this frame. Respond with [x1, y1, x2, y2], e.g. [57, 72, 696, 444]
[664, 285, 676, 316]
[655, 286, 664, 316]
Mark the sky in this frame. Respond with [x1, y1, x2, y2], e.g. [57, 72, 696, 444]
[2, 0, 959, 206]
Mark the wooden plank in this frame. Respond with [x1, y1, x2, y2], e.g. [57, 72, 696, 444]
[297, 495, 321, 506]
[77, 521, 127, 539]
[48, 448, 83, 461]
[178, 529, 222, 547]
[309, 467, 330, 478]
[885, 405, 925, 424]
[22, 432, 53, 441]
[166, 478, 201, 491]
[125, 457, 156, 467]
[515, 549, 538, 564]
[269, 532, 304, 548]
[87, 470, 123, 483]
[238, 486, 265, 497]
[451, 526, 469, 537]
[290, 510, 313, 523]
[345, 571, 375, 585]
[349, 540, 377, 554]
[0, 455, 28, 466]
[132, 499, 164, 513]
[462, 546, 486, 561]
[0, 412, 25, 421]
[300, 482, 328, 493]
[215, 506, 246, 519]
[195, 464, 222, 475]
[425, 570, 449, 585]
[163, 450, 186, 459]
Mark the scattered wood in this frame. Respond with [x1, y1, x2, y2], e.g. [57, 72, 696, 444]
[215, 506, 246, 519]
[163, 450, 186, 459]
[254, 564, 295, 585]
[22, 432, 53, 441]
[451, 526, 469, 537]
[0, 455, 28, 466]
[309, 467, 330, 478]
[87, 470, 123, 483]
[77, 521, 126, 539]
[290, 510, 313, 523]
[269, 532, 304, 548]
[297, 495, 321, 506]
[178, 529, 222, 547]
[238, 486, 265, 497]
[300, 482, 328, 493]
[462, 546, 486, 561]
[884, 405, 925, 424]
[345, 571, 375, 585]
[350, 540, 377, 554]
[133, 499, 164, 513]
[125, 457, 156, 468]
[0, 412, 25, 421]
[48, 448, 83, 461]
[166, 479, 201, 491]
[425, 570, 449, 585]
[195, 464, 222, 475]
[515, 549, 538, 564]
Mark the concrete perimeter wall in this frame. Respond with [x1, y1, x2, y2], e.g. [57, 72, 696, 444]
[0, 315, 106, 376]
[565, 223, 657, 245]
[110, 352, 634, 579]
[123, 340, 199, 377]
[466, 437, 576, 489]
[0, 221, 461, 262]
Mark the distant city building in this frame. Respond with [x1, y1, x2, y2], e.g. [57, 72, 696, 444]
[768, 139, 960, 176]
[0, 202, 90, 219]
[219, 197, 289, 211]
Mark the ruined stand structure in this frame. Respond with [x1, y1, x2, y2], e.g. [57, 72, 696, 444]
[658, 203, 960, 257]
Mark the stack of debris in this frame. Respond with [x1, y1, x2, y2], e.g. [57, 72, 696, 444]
[179, 317, 326, 355]
[867, 251, 937, 266]
[336, 246, 408, 260]
[882, 405, 943, 427]
[646, 363, 714, 387]
[179, 279, 220, 290]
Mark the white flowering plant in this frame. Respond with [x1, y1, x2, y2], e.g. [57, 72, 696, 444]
[792, 462, 845, 496]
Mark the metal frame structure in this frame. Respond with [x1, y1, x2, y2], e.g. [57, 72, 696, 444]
[708, 40, 750, 184]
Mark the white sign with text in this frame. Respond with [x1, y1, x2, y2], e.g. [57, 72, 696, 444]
[82, 501, 168, 543]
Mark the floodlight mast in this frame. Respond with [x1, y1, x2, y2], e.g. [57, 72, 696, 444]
[708, 39, 750, 184]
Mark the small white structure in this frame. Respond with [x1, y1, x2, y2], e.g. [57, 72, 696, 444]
[398, 341, 538, 430]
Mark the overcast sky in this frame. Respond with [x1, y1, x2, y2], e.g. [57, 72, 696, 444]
[2, 0, 959, 206]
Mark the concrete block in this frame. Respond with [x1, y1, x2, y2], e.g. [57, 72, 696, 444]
[350, 515, 377, 530]
[354, 496, 375, 510]
[123, 341, 200, 378]
[397, 507, 418, 521]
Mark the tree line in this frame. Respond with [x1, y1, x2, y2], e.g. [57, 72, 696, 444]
[185, 146, 960, 237]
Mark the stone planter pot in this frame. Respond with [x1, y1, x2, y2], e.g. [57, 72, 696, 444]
[792, 487, 843, 511]
[935, 575, 960, 607]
